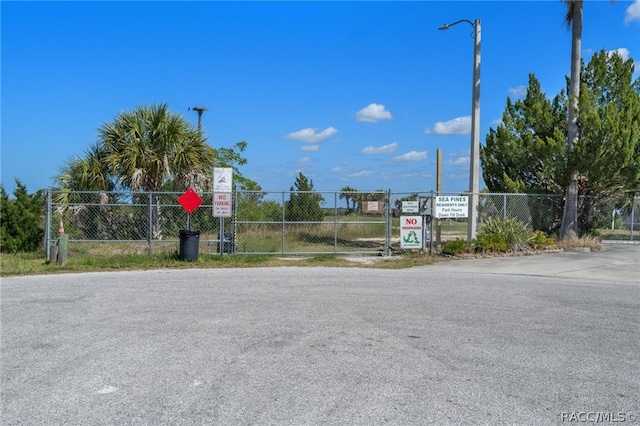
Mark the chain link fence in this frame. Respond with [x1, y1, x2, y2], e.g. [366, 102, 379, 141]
[45, 190, 639, 259]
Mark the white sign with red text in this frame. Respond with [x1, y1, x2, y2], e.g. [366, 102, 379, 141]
[213, 192, 232, 217]
[400, 216, 423, 249]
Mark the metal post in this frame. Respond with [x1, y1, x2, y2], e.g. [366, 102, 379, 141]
[430, 191, 435, 254]
[385, 189, 391, 257]
[148, 192, 153, 254]
[234, 187, 238, 254]
[631, 198, 636, 241]
[439, 18, 481, 244]
[281, 191, 286, 255]
[334, 192, 338, 254]
[45, 189, 52, 262]
[220, 217, 224, 258]
[503, 193, 507, 221]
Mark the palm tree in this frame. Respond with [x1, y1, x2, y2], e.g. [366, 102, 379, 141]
[57, 103, 216, 239]
[339, 186, 358, 211]
[56, 143, 114, 194]
[54, 143, 116, 238]
[102, 104, 215, 238]
[57, 103, 215, 193]
[559, 0, 616, 239]
[99, 103, 214, 193]
[559, 0, 583, 240]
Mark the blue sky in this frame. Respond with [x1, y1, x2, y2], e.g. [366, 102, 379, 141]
[2, 1, 639, 195]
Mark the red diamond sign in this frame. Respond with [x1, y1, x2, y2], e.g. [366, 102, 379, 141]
[177, 188, 203, 214]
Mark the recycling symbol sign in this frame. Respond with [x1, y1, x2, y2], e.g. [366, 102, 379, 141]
[403, 231, 420, 245]
[400, 216, 423, 249]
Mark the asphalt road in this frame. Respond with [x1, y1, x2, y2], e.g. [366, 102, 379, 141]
[1, 245, 639, 425]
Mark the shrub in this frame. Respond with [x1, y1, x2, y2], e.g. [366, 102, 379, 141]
[474, 233, 509, 252]
[528, 230, 555, 249]
[474, 218, 532, 252]
[441, 238, 468, 255]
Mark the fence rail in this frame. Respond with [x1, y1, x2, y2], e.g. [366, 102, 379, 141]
[45, 190, 639, 259]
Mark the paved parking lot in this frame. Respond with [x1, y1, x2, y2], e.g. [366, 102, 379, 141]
[1, 245, 638, 424]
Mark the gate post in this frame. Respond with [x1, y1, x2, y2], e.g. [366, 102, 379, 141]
[45, 189, 52, 262]
[385, 189, 391, 257]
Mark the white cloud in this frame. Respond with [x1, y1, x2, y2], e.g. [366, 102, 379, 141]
[392, 151, 427, 162]
[361, 142, 399, 154]
[625, 0, 640, 24]
[285, 127, 338, 143]
[446, 156, 469, 167]
[296, 156, 311, 166]
[508, 85, 527, 98]
[608, 47, 630, 60]
[301, 144, 319, 151]
[424, 116, 471, 135]
[355, 103, 393, 123]
[347, 170, 373, 178]
[331, 167, 343, 173]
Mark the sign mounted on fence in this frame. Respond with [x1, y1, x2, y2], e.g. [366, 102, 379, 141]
[400, 216, 423, 249]
[362, 201, 383, 213]
[213, 167, 233, 193]
[435, 196, 468, 218]
[402, 201, 419, 213]
[213, 192, 232, 217]
[177, 188, 203, 214]
[213, 168, 233, 218]
[419, 197, 432, 216]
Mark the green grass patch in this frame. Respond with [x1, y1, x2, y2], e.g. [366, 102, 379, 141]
[0, 249, 443, 276]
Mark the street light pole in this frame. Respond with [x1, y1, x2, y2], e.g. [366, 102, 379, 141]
[439, 19, 481, 244]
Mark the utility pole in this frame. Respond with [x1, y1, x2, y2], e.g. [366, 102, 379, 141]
[436, 148, 442, 248]
[439, 18, 481, 243]
[188, 106, 208, 134]
[188, 106, 209, 191]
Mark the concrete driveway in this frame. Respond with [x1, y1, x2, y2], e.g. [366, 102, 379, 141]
[425, 243, 640, 283]
[1, 246, 638, 425]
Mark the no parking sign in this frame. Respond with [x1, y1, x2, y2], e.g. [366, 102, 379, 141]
[213, 167, 233, 218]
[213, 192, 232, 217]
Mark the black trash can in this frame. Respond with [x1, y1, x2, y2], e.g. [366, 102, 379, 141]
[218, 232, 236, 254]
[179, 229, 200, 261]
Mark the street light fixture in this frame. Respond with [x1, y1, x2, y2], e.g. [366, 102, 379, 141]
[439, 18, 481, 244]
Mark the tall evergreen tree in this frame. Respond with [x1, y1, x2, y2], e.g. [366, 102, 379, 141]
[481, 50, 639, 235]
[482, 74, 567, 194]
[285, 173, 324, 222]
[0, 180, 45, 253]
[574, 49, 640, 197]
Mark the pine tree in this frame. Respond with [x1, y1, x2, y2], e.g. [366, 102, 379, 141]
[285, 173, 325, 222]
[0, 180, 45, 253]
